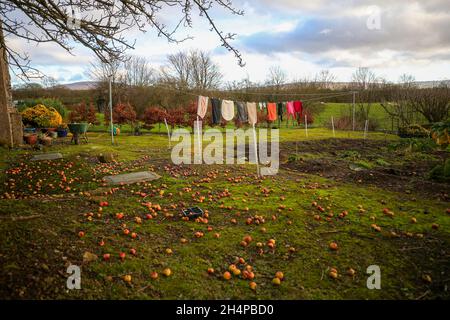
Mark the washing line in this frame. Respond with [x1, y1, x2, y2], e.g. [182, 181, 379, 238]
[149, 83, 357, 102]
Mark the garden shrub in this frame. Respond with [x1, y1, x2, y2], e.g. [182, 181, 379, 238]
[430, 121, 450, 148]
[429, 159, 450, 182]
[21, 104, 63, 128]
[104, 102, 137, 125]
[142, 106, 168, 130]
[17, 98, 68, 119]
[69, 101, 99, 124]
[398, 124, 430, 138]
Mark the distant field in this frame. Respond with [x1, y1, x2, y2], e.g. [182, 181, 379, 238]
[314, 103, 394, 130]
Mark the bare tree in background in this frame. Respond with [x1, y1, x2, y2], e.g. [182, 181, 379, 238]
[161, 50, 222, 89]
[89, 55, 123, 85]
[351, 67, 378, 119]
[123, 56, 155, 87]
[314, 69, 336, 89]
[381, 79, 417, 128]
[411, 86, 450, 123]
[190, 50, 222, 89]
[161, 51, 191, 88]
[399, 73, 416, 88]
[352, 67, 377, 90]
[266, 66, 287, 90]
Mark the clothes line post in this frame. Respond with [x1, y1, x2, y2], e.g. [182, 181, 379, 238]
[196, 116, 201, 155]
[352, 92, 356, 131]
[305, 114, 308, 137]
[331, 116, 336, 138]
[363, 120, 369, 140]
[252, 124, 260, 177]
[164, 118, 171, 149]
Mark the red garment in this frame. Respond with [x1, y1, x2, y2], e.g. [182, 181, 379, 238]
[293, 100, 302, 113]
[293, 100, 303, 124]
[267, 103, 277, 121]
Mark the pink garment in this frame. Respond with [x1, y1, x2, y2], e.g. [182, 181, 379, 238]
[246, 102, 257, 125]
[286, 101, 295, 119]
[197, 95, 209, 119]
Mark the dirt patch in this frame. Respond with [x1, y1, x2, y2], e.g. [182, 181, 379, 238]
[280, 139, 450, 200]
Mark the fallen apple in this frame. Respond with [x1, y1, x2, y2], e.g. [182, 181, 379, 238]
[116, 212, 124, 219]
[329, 242, 338, 251]
[232, 268, 241, 276]
[272, 277, 281, 285]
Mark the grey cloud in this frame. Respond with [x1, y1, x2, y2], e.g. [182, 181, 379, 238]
[239, 5, 450, 63]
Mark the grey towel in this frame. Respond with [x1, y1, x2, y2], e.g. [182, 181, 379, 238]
[235, 101, 248, 123]
[211, 98, 222, 125]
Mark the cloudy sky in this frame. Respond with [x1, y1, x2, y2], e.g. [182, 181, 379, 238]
[7, 0, 450, 85]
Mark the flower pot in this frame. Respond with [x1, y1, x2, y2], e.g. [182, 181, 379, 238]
[24, 134, 38, 145]
[57, 129, 68, 138]
[24, 127, 36, 134]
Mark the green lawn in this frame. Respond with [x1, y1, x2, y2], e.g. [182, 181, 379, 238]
[0, 129, 448, 300]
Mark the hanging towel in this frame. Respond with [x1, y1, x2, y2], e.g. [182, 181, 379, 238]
[197, 95, 209, 119]
[236, 101, 248, 123]
[221, 99, 235, 121]
[211, 98, 222, 125]
[277, 102, 284, 121]
[267, 103, 277, 121]
[246, 102, 258, 125]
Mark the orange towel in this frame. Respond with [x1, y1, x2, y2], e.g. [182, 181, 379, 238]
[267, 103, 277, 121]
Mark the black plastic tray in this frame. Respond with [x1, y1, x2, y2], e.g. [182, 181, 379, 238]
[182, 207, 204, 219]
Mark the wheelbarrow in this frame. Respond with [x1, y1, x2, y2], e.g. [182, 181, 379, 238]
[68, 123, 89, 145]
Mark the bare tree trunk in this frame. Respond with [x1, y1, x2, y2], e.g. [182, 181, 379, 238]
[0, 22, 22, 147]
